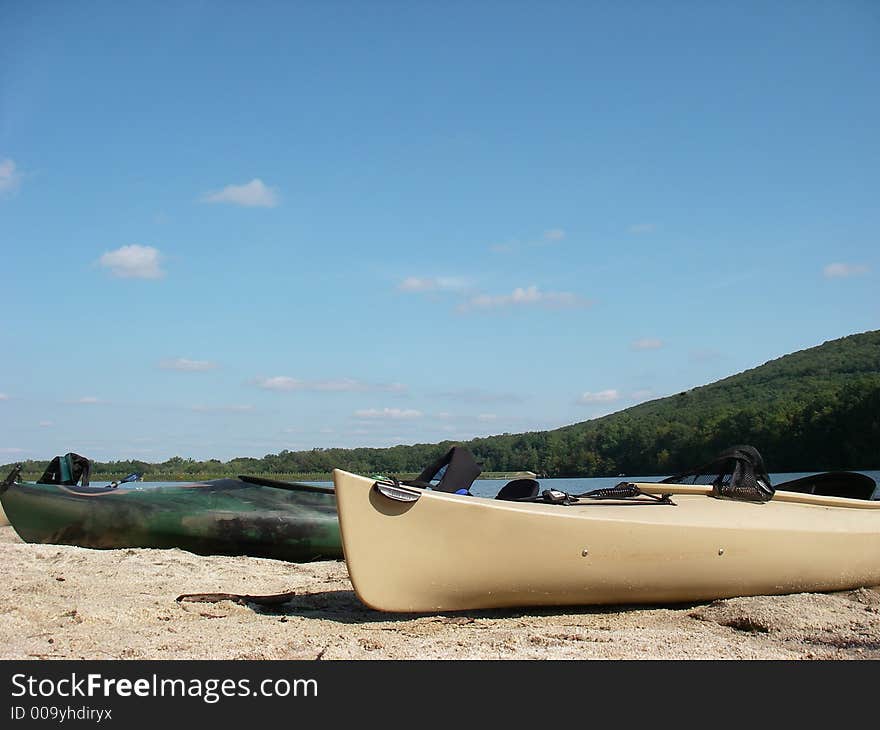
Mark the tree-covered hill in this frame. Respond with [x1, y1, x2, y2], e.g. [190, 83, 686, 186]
[5, 330, 879, 480]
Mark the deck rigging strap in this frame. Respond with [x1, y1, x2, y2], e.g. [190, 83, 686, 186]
[580, 484, 673, 503]
[577, 483, 644, 500]
[502, 484, 674, 506]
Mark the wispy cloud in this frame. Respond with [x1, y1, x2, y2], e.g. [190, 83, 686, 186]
[577, 389, 620, 404]
[477, 413, 497, 422]
[201, 178, 279, 208]
[398, 276, 468, 293]
[75, 396, 102, 404]
[630, 389, 654, 401]
[823, 262, 869, 278]
[628, 223, 657, 234]
[0, 159, 22, 195]
[0, 393, 8, 401]
[160, 358, 218, 372]
[39, 420, 53, 427]
[631, 337, 663, 351]
[98, 244, 165, 279]
[354, 407, 422, 420]
[0, 447, 26, 454]
[458, 285, 590, 313]
[254, 376, 407, 394]
[543, 228, 566, 242]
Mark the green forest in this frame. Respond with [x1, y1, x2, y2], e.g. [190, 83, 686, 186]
[5, 330, 880, 481]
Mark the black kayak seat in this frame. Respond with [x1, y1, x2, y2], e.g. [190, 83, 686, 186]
[495, 478, 540, 501]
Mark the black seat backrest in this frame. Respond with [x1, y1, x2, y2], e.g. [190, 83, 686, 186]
[37, 453, 92, 486]
[403, 446, 482, 493]
[663, 444, 774, 502]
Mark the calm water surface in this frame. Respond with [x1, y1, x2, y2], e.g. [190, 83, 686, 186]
[101, 471, 880, 499]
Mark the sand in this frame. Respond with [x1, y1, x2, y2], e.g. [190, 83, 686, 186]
[1, 525, 879, 660]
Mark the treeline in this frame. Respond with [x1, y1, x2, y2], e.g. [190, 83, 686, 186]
[5, 331, 880, 481]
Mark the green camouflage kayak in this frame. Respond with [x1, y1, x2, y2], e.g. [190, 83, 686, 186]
[0, 469, 342, 562]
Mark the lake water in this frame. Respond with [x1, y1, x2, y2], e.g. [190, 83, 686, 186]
[97, 470, 880, 499]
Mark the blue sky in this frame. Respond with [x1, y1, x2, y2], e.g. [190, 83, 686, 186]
[1, 1, 878, 462]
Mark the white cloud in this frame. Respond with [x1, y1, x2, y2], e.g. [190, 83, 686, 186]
[577, 389, 620, 404]
[201, 178, 279, 208]
[631, 337, 663, 350]
[458, 285, 589, 312]
[398, 276, 467, 293]
[76, 396, 102, 404]
[0, 447, 25, 454]
[0, 159, 22, 195]
[628, 223, 657, 234]
[160, 358, 217, 372]
[39, 420, 53, 427]
[823, 262, 869, 278]
[98, 244, 165, 279]
[254, 376, 407, 394]
[477, 413, 497, 422]
[354, 407, 422, 420]
[314, 379, 369, 392]
[543, 228, 566, 242]
[255, 376, 302, 391]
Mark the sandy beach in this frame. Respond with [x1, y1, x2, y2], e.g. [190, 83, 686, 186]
[1, 524, 878, 660]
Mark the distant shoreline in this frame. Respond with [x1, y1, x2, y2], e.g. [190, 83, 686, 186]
[10, 468, 880, 485]
[10, 470, 541, 483]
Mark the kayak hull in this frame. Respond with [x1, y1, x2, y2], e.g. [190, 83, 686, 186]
[0, 478, 342, 562]
[332, 469, 880, 612]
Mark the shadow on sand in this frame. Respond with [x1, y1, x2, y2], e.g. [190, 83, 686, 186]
[176, 587, 700, 625]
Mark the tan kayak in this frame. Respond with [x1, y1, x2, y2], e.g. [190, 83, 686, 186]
[332, 469, 880, 613]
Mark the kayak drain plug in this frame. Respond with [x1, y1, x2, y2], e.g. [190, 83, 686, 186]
[582, 549, 589, 557]
[718, 548, 725, 556]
